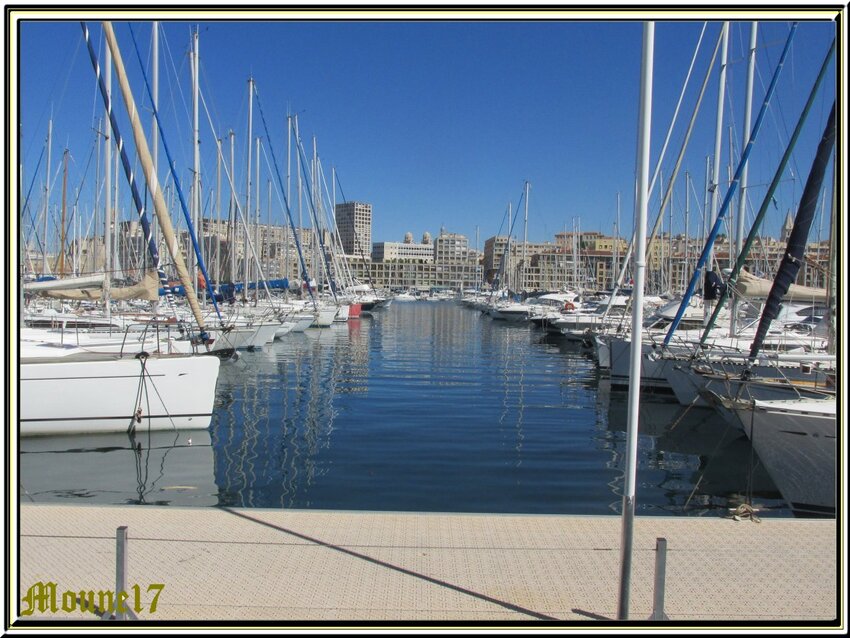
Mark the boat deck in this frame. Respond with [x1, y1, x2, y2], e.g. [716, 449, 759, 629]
[15, 503, 840, 624]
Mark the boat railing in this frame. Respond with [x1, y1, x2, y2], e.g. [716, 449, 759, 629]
[118, 319, 192, 356]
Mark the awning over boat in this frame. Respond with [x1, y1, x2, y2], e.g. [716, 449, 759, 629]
[734, 269, 827, 302]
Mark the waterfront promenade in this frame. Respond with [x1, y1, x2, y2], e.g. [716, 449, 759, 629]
[15, 502, 839, 625]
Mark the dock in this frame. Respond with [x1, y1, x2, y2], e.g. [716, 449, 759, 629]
[15, 503, 839, 624]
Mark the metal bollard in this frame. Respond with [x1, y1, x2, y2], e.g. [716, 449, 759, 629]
[115, 526, 128, 620]
[111, 526, 138, 621]
[649, 537, 669, 621]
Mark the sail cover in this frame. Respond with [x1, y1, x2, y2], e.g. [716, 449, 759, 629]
[749, 102, 835, 360]
[37, 269, 160, 301]
[734, 269, 827, 302]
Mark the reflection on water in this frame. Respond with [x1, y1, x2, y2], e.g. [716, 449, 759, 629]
[17, 301, 790, 517]
[19, 429, 217, 506]
[595, 379, 788, 516]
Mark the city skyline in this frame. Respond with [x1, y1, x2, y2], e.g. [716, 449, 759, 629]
[14, 9, 839, 265]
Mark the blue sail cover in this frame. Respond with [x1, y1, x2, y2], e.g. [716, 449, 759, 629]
[160, 278, 290, 299]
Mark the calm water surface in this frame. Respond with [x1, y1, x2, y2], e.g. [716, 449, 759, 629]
[19, 301, 792, 517]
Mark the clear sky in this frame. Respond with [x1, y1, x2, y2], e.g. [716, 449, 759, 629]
[14, 8, 839, 255]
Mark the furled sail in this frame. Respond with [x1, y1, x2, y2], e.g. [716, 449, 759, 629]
[734, 269, 827, 302]
[37, 269, 160, 301]
[748, 102, 835, 361]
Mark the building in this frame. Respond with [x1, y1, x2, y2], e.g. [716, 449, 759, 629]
[372, 232, 435, 262]
[434, 228, 470, 264]
[335, 202, 372, 258]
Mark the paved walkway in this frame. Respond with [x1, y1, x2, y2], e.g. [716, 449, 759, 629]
[14, 503, 840, 624]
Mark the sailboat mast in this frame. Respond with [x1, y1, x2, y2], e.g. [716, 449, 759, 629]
[618, 20, 654, 621]
[151, 22, 159, 178]
[113, 140, 121, 282]
[149, 22, 159, 280]
[101, 21, 208, 335]
[57, 149, 68, 275]
[42, 117, 52, 277]
[827, 161, 836, 356]
[104, 41, 112, 317]
[255, 135, 260, 303]
[521, 180, 529, 293]
[684, 172, 690, 292]
[229, 130, 236, 285]
[706, 22, 729, 305]
[614, 192, 620, 289]
[191, 28, 201, 298]
[731, 21, 758, 335]
[244, 77, 254, 301]
[216, 137, 222, 284]
[286, 114, 292, 284]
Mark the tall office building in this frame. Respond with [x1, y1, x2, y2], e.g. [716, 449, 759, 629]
[335, 201, 372, 257]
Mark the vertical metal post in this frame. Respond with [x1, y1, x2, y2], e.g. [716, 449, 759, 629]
[650, 537, 669, 621]
[115, 526, 128, 620]
[617, 20, 654, 621]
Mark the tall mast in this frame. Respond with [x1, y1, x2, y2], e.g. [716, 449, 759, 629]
[520, 180, 529, 293]
[286, 114, 292, 284]
[57, 149, 68, 275]
[705, 21, 729, 312]
[618, 20, 653, 621]
[254, 135, 261, 303]
[151, 21, 159, 270]
[295, 114, 303, 277]
[827, 161, 836, 356]
[614, 192, 620, 289]
[42, 117, 52, 276]
[731, 21, 757, 335]
[113, 140, 121, 281]
[684, 171, 690, 292]
[104, 40, 112, 317]
[229, 130, 236, 284]
[152, 21, 159, 176]
[191, 27, 201, 297]
[92, 117, 101, 275]
[267, 178, 272, 282]
[215, 137, 222, 284]
[244, 77, 254, 301]
[101, 20, 207, 335]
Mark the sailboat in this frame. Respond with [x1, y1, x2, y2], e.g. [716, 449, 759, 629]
[708, 100, 837, 517]
[19, 22, 222, 437]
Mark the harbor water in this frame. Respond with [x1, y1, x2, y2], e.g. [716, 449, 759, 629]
[19, 301, 791, 517]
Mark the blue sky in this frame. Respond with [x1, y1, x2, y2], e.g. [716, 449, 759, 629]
[16, 11, 838, 253]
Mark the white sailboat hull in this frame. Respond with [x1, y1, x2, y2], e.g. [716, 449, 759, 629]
[20, 353, 221, 436]
[733, 398, 836, 516]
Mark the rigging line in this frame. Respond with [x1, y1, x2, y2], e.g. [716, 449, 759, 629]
[157, 23, 193, 163]
[127, 22, 224, 326]
[21, 146, 46, 255]
[61, 141, 98, 236]
[332, 169, 375, 289]
[663, 22, 800, 349]
[698, 37, 836, 348]
[251, 85, 316, 306]
[291, 133, 339, 296]
[196, 85, 273, 304]
[754, 27, 804, 204]
[605, 23, 724, 323]
[334, 170, 347, 204]
[317, 159, 353, 292]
